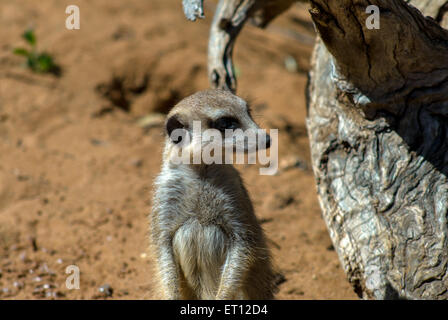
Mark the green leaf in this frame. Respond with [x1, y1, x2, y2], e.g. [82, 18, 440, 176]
[26, 57, 36, 70]
[22, 29, 36, 46]
[36, 53, 55, 72]
[13, 48, 30, 57]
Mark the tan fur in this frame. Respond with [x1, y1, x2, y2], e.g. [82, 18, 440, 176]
[149, 89, 276, 300]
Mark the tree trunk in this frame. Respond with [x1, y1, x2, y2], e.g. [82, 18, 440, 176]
[182, 0, 448, 299]
[307, 0, 448, 299]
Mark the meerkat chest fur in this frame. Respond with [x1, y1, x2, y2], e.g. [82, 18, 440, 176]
[153, 162, 257, 298]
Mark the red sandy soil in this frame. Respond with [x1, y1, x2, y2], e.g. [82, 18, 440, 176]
[0, 0, 357, 299]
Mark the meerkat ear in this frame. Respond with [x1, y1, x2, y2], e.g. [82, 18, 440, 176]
[166, 115, 187, 144]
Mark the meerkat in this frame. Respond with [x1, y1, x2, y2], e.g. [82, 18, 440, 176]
[149, 89, 276, 300]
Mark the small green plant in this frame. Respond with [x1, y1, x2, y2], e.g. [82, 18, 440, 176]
[13, 29, 60, 75]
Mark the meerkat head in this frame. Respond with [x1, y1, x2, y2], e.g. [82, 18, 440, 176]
[164, 89, 271, 163]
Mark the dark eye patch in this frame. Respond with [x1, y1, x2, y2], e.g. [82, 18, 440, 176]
[166, 115, 188, 144]
[211, 116, 240, 132]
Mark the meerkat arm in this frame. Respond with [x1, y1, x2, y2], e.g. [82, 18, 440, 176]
[215, 242, 252, 300]
[155, 239, 182, 299]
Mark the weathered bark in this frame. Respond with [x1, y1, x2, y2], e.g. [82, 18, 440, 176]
[184, 0, 300, 91]
[182, 0, 204, 21]
[208, 0, 260, 91]
[181, 0, 448, 299]
[307, 0, 448, 299]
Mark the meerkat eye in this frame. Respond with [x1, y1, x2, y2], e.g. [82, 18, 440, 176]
[166, 115, 187, 144]
[212, 116, 240, 132]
